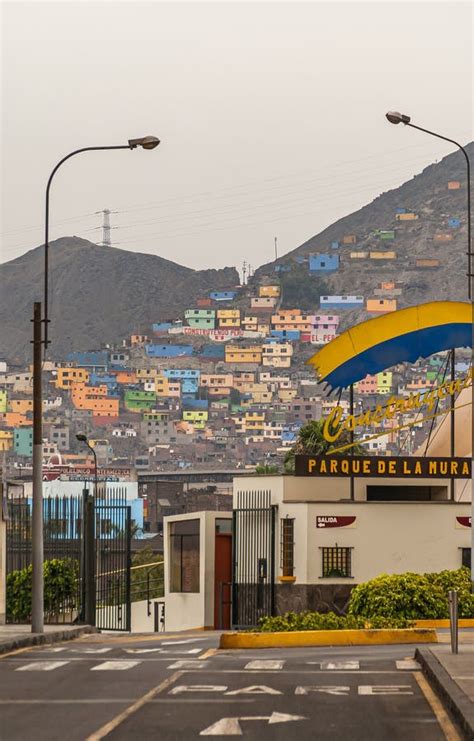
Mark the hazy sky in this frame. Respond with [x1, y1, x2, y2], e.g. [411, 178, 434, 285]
[2, 1, 472, 273]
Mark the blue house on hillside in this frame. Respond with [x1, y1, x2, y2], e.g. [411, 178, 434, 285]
[67, 351, 109, 370]
[309, 254, 339, 273]
[209, 291, 236, 302]
[146, 345, 193, 358]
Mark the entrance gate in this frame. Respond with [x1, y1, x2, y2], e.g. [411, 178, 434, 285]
[5, 485, 132, 631]
[231, 490, 276, 629]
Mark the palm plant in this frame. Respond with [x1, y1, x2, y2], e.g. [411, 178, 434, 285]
[284, 419, 366, 473]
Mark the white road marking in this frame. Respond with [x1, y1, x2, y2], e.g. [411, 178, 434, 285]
[123, 648, 203, 656]
[225, 685, 282, 696]
[358, 685, 413, 695]
[169, 685, 228, 695]
[162, 639, 209, 645]
[396, 659, 421, 670]
[16, 661, 69, 672]
[295, 685, 350, 696]
[73, 648, 112, 654]
[319, 661, 360, 671]
[200, 712, 306, 735]
[91, 661, 141, 671]
[167, 660, 210, 669]
[244, 660, 285, 670]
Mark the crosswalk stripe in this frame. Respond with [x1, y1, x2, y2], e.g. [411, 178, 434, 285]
[16, 661, 69, 672]
[319, 661, 360, 670]
[396, 659, 421, 670]
[167, 660, 209, 669]
[244, 660, 285, 670]
[91, 661, 141, 671]
[73, 648, 112, 655]
[43, 647, 67, 653]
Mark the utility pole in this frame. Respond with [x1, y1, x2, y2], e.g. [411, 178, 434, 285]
[31, 302, 44, 633]
[274, 236, 278, 261]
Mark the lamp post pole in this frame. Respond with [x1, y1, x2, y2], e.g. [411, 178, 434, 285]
[31, 136, 160, 633]
[385, 112, 472, 583]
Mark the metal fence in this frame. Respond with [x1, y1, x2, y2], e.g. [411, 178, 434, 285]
[6, 484, 132, 629]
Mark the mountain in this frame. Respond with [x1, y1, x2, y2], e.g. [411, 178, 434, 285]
[253, 142, 473, 319]
[0, 237, 239, 362]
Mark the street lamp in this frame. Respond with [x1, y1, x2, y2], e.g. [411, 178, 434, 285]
[31, 135, 160, 634]
[385, 112, 473, 583]
[76, 433, 99, 499]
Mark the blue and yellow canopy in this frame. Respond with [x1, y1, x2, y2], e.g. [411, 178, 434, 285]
[307, 301, 471, 390]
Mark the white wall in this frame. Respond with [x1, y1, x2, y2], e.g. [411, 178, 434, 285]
[164, 511, 232, 632]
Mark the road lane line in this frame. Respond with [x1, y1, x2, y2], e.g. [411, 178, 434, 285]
[15, 661, 69, 672]
[73, 648, 112, 654]
[86, 670, 183, 741]
[91, 661, 141, 671]
[414, 672, 462, 741]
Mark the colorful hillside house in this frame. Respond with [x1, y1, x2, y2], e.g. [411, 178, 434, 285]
[309, 254, 339, 273]
[448, 218, 460, 228]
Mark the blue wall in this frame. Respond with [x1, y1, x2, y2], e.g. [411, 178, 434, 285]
[146, 345, 194, 358]
[67, 351, 109, 368]
[309, 254, 339, 272]
[209, 291, 236, 301]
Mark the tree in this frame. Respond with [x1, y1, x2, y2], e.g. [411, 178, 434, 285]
[255, 463, 280, 475]
[284, 419, 366, 473]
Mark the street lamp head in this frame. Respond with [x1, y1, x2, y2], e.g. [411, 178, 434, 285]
[128, 136, 160, 150]
[386, 111, 411, 125]
[76, 433, 88, 443]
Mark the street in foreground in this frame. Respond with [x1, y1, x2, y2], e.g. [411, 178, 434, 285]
[0, 632, 465, 740]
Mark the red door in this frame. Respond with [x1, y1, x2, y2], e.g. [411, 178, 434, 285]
[214, 533, 232, 629]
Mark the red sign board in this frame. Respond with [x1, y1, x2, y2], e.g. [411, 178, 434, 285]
[456, 516, 471, 528]
[316, 516, 356, 529]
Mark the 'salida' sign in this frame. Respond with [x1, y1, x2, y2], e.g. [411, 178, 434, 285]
[295, 455, 471, 478]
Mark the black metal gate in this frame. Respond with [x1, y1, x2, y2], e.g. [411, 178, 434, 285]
[231, 490, 276, 629]
[6, 484, 132, 631]
[94, 501, 132, 632]
[6, 489, 83, 624]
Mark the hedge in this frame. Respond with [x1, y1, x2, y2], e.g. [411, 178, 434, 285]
[6, 558, 79, 622]
[258, 612, 413, 632]
[348, 567, 474, 620]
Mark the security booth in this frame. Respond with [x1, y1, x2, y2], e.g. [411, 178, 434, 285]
[231, 467, 472, 628]
[163, 511, 232, 632]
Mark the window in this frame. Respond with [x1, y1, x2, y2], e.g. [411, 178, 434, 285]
[461, 548, 471, 570]
[170, 519, 200, 592]
[320, 546, 352, 578]
[280, 518, 295, 576]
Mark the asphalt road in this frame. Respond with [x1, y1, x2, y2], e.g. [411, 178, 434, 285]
[0, 633, 462, 740]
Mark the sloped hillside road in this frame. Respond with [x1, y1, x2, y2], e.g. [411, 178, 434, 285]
[0, 632, 463, 740]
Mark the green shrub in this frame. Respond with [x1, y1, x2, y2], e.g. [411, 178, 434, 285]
[258, 611, 412, 632]
[6, 558, 79, 622]
[348, 568, 474, 620]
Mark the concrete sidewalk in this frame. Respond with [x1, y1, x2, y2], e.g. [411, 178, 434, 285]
[416, 643, 474, 740]
[0, 624, 97, 655]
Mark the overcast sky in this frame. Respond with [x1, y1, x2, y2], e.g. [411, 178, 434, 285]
[2, 1, 472, 273]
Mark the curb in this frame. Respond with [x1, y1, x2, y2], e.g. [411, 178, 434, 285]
[415, 648, 474, 741]
[0, 625, 99, 656]
[414, 619, 474, 629]
[220, 628, 437, 649]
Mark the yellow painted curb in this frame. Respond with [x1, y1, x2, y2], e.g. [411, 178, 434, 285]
[413, 619, 474, 629]
[219, 628, 438, 649]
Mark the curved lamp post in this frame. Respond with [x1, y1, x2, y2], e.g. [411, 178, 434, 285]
[385, 112, 473, 584]
[31, 135, 160, 634]
[76, 433, 99, 499]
